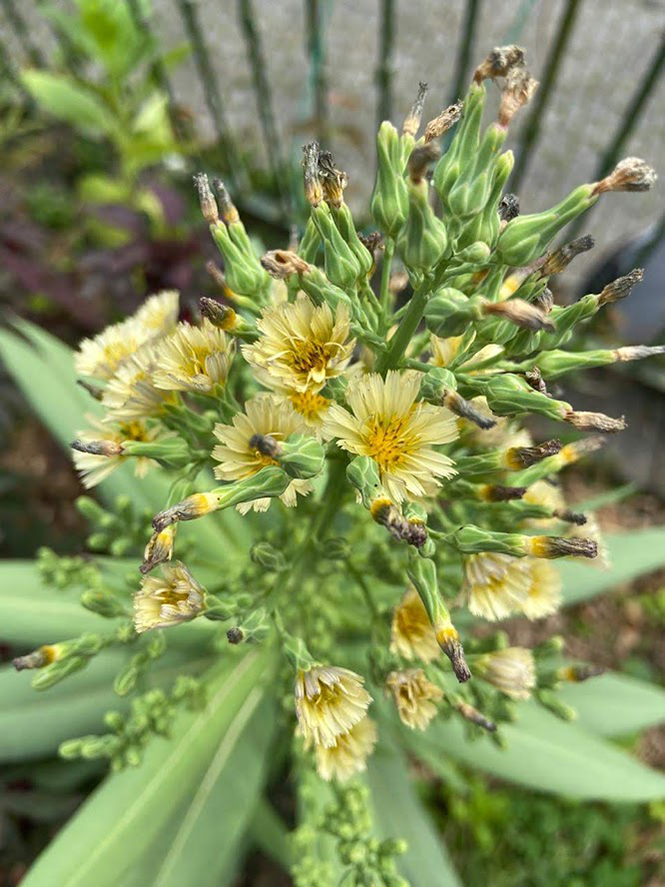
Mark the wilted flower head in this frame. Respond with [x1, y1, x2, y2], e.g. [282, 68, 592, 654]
[476, 647, 537, 699]
[391, 586, 440, 663]
[72, 418, 159, 488]
[133, 562, 206, 633]
[385, 669, 443, 730]
[323, 370, 458, 502]
[314, 716, 377, 782]
[295, 665, 372, 748]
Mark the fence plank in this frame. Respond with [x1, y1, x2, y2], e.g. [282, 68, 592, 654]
[305, 0, 329, 143]
[376, 0, 396, 127]
[0, 0, 46, 68]
[448, 0, 482, 106]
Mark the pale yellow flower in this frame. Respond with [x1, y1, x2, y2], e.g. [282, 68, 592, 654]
[464, 552, 531, 621]
[390, 586, 440, 663]
[242, 294, 354, 392]
[212, 395, 313, 513]
[253, 369, 331, 431]
[102, 345, 174, 422]
[385, 669, 443, 730]
[152, 319, 234, 393]
[314, 716, 377, 782]
[72, 417, 159, 488]
[294, 665, 372, 748]
[133, 561, 206, 633]
[430, 334, 465, 367]
[323, 370, 458, 502]
[75, 291, 179, 379]
[476, 647, 537, 700]
[519, 558, 562, 619]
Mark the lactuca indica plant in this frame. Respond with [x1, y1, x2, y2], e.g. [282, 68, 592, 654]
[16, 45, 660, 883]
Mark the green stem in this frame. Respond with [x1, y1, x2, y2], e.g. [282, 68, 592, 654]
[380, 238, 395, 316]
[376, 279, 431, 373]
[347, 561, 380, 620]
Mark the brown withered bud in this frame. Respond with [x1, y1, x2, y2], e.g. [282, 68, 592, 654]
[249, 433, 281, 459]
[615, 344, 665, 362]
[498, 193, 520, 222]
[423, 100, 464, 143]
[597, 268, 644, 306]
[227, 627, 244, 645]
[193, 173, 219, 223]
[438, 631, 472, 683]
[553, 510, 587, 526]
[525, 367, 548, 395]
[558, 663, 606, 683]
[13, 647, 52, 671]
[260, 249, 310, 279]
[301, 142, 323, 206]
[558, 436, 606, 464]
[199, 297, 236, 330]
[533, 287, 554, 313]
[152, 493, 218, 531]
[473, 45, 525, 83]
[358, 231, 384, 254]
[482, 484, 527, 502]
[206, 261, 227, 291]
[443, 390, 497, 429]
[140, 526, 176, 575]
[564, 410, 627, 434]
[456, 700, 497, 732]
[70, 438, 124, 457]
[370, 499, 427, 548]
[505, 439, 562, 470]
[212, 177, 240, 224]
[592, 157, 657, 195]
[403, 81, 429, 137]
[530, 535, 598, 559]
[541, 235, 595, 276]
[498, 67, 539, 127]
[318, 149, 348, 208]
[77, 379, 104, 401]
[483, 298, 555, 332]
[407, 143, 440, 184]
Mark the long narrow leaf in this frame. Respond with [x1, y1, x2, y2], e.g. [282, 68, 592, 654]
[559, 672, 665, 737]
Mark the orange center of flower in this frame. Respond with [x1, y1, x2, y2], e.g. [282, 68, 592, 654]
[363, 411, 418, 471]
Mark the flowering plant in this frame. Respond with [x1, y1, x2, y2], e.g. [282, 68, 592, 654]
[3, 46, 665, 887]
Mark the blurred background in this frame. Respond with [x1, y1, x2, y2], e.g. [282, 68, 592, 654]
[0, 0, 663, 883]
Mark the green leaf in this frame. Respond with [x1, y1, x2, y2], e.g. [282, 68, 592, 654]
[421, 703, 665, 801]
[21, 71, 116, 136]
[367, 737, 463, 887]
[21, 650, 273, 887]
[153, 693, 278, 887]
[559, 529, 665, 605]
[559, 672, 665, 737]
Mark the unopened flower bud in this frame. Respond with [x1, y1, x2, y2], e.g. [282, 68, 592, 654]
[592, 157, 657, 195]
[370, 122, 409, 238]
[505, 439, 562, 470]
[199, 297, 237, 330]
[13, 644, 60, 671]
[396, 178, 448, 273]
[278, 433, 325, 479]
[346, 456, 382, 509]
[210, 220, 269, 298]
[250, 542, 287, 572]
[425, 288, 481, 337]
[311, 202, 362, 289]
[141, 525, 177, 575]
[70, 438, 124, 457]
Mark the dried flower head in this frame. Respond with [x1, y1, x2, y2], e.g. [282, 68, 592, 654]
[385, 669, 443, 730]
[295, 665, 372, 748]
[477, 647, 536, 699]
[134, 562, 206, 633]
[391, 586, 440, 663]
[314, 716, 378, 782]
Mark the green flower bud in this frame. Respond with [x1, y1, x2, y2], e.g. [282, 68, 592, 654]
[454, 240, 492, 264]
[31, 655, 89, 690]
[210, 221, 270, 298]
[346, 456, 382, 509]
[424, 288, 482, 336]
[311, 203, 361, 290]
[433, 82, 486, 202]
[454, 525, 526, 556]
[495, 184, 596, 267]
[536, 689, 577, 721]
[370, 121, 409, 238]
[472, 374, 569, 422]
[80, 588, 127, 618]
[420, 366, 458, 403]
[333, 203, 373, 278]
[396, 179, 448, 273]
[279, 433, 325, 479]
[250, 541, 287, 572]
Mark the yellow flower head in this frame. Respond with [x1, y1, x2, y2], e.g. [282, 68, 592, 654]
[464, 552, 531, 621]
[75, 291, 179, 380]
[102, 345, 173, 422]
[476, 647, 536, 700]
[390, 586, 440, 663]
[133, 561, 206, 633]
[212, 395, 313, 512]
[294, 665, 372, 748]
[253, 369, 331, 431]
[323, 370, 458, 502]
[385, 668, 443, 730]
[152, 319, 234, 393]
[314, 716, 378, 782]
[72, 418, 159, 488]
[520, 558, 562, 619]
[242, 294, 354, 392]
[430, 333, 465, 367]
